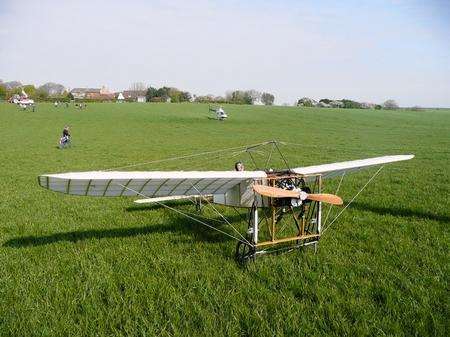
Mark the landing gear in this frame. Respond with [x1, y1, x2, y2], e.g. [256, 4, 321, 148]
[235, 241, 255, 265]
[234, 174, 322, 264]
[235, 204, 258, 265]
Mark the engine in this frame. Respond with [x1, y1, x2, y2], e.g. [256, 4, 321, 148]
[273, 177, 311, 208]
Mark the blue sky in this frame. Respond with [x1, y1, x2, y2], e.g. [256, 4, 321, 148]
[0, 0, 449, 106]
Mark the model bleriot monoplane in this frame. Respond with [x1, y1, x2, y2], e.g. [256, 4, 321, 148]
[38, 142, 413, 263]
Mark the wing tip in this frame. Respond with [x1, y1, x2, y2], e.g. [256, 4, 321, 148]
[37, 175, 48, 189]
[398, 154, 414, 160]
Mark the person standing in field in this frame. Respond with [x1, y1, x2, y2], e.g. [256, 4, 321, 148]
[58, 125, 71, 148]
[62, 125, 70, 138]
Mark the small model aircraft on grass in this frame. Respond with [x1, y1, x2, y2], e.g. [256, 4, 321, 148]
[11, 89, 34, 109]
[38, 141, 413, 263]
[209, 105, 228, 120]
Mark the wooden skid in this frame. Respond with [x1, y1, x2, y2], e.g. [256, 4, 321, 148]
[256, 233, 320, 247]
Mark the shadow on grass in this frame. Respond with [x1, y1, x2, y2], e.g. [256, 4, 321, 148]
[3, 214, 245, 249]
[350, 201, 450, 224]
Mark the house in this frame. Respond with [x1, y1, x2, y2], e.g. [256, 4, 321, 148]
[70, 86, 114, 100]
[70, 88, 99, 99]
[122, 90, 147, 102]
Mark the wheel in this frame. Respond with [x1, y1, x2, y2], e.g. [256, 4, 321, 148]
[235, 241, 255, 265]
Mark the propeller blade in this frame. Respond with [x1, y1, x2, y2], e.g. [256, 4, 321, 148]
[252, 185, 299, 198]
[306, 193, 343, 205]
[253, 185, 344, 205]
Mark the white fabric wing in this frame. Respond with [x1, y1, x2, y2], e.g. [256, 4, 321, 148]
[38, 171, 267, 197]
[292, 155, 414, 180]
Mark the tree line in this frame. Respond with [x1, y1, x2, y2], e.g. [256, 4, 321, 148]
[145, 87, 274, 105]
[1, 79, 411, 110]
[194, 90, 274, 105]
[297, 97, 400, 109]
[0, 80, 276, 106]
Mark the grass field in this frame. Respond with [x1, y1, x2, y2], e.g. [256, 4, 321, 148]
[0, 102, 448, 336]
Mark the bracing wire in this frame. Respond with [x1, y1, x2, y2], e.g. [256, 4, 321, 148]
[115, 183, 254, 246]
[188, 183, 252, 245]
[104, 141, 273, 171]
[323, 172, 346, 225]
[322, 166, 384, 234]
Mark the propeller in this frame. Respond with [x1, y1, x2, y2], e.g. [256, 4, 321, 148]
[252, 184, 343, 205]
[304, 193, 343, 205]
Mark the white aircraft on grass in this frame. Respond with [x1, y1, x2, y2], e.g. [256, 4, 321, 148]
[209, 105, 228, 120]
[12, 89, 34, 108]
[38, 141, 414, 263]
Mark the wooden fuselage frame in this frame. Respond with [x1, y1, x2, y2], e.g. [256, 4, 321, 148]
[252, 173, 322, 250]
[214, 172, 323, 250]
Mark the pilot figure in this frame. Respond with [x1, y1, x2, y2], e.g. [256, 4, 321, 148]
[234, 161, 244, 171]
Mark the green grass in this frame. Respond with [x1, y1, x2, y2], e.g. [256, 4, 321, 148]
[0, 102, 448, 336]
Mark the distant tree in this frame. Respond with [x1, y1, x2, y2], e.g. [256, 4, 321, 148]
[319, 98, 332, 104]
[374, 104, 382, 110]
[226, 90, 254, 104]
[341, 99, 362, 109]
[8, 86, 23, 98]
[22, 84, 36, 98]
[194, 95, 211, 103]
[0, 85, 7, 100]
[330, 100, 344, 108]
[214, 96, 227, 103]
[167, 88, 181, 103]
[242, 92, 253, 105]
[130, 82, 147, 91]
[38, 82, 66, 96]
[297, 97, 316, 107]
[180, 91, 192, 102]
[226, 91, 239, 104]
[261, 92, 275, 105]
[3, 81, 22, 90]
[383, 99, 399, 110]
[156, 87, 171, 100]
[59, 91, 71, 102]
[247, 90, 262, 104]
[146, 87, 158, 101]
[194, 95, 220, 103]
[35, 88, 49, 101]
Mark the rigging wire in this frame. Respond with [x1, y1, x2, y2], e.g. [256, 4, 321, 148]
[104, 141, 272, 171]
[188, 183, 252, 245]
[322, 166, 384, 234]
[323, 172, 346, 225]
[115, 183, 254, 246]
